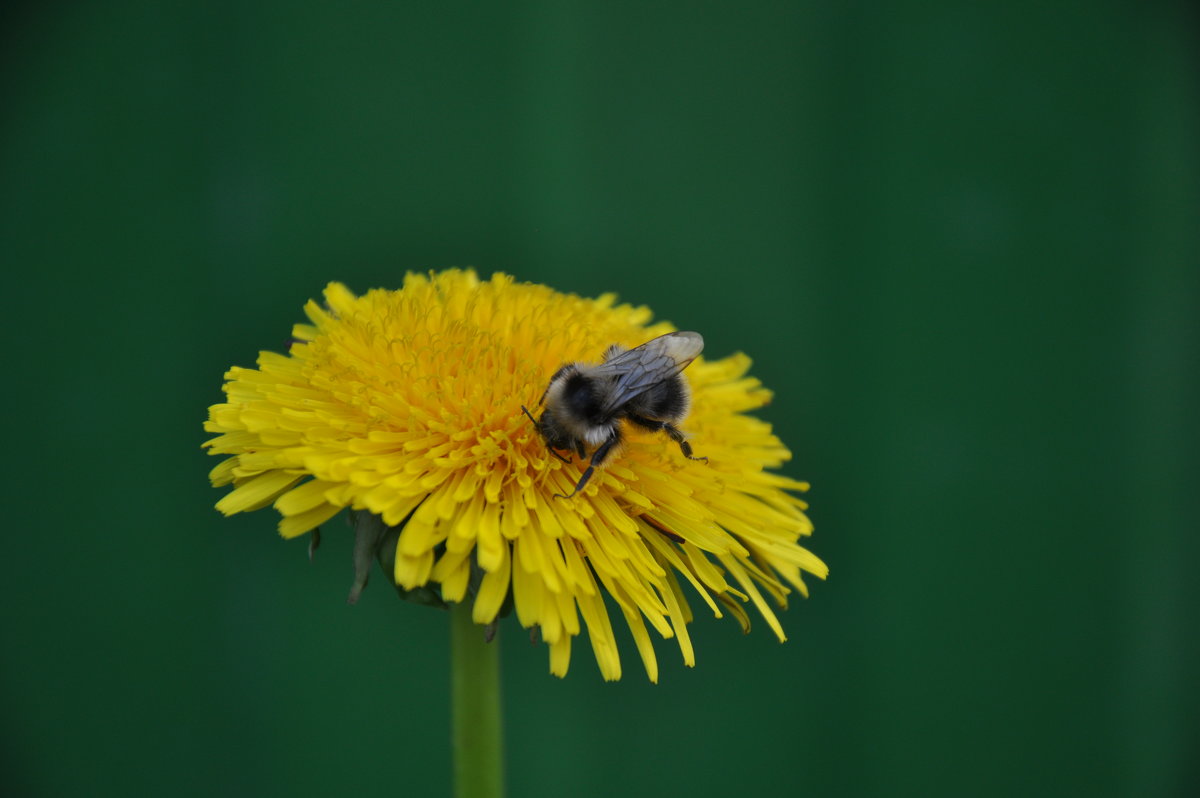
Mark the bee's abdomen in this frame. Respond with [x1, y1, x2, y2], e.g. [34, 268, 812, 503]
[628, 374, 689, 421]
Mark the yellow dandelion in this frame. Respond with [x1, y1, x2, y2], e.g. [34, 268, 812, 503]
[203, 269, 827, 681]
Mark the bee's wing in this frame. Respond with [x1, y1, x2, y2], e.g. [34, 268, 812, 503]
[591, 331, 704, 415]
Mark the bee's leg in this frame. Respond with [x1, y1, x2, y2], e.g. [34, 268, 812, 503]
[628, 414, 708, 462]
[663, 423, 707, 462]
[555, 432, 620, 499]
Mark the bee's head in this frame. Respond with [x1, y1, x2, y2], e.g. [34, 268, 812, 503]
[535, 410, 576, 453]
[529, 363, 614, 453]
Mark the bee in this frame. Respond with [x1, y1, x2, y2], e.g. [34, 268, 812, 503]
[522, 331, 708, 499]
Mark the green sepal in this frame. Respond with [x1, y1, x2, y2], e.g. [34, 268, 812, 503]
[344, 508, 518, 618]
[346, 508, 448, 609]
[346, 510, 387, 605]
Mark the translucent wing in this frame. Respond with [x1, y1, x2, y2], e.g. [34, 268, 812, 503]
[591, 331, 704, 416]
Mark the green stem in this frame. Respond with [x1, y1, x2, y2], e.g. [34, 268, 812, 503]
[451, 602, 504, 798]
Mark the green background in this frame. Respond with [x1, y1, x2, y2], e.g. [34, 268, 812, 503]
[3, 2, 1197, 796]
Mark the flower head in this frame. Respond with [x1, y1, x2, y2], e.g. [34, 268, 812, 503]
[204, 270, 827, 680]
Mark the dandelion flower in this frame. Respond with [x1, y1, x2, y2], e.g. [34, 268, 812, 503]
[203, 270, 827, 681]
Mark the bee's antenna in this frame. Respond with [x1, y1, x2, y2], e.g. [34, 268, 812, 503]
[520, 404, 538, 425]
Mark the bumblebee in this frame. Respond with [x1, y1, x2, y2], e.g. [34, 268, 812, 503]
[522, 331, 707, 498]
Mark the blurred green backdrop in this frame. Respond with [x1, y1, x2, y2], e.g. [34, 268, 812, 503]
[3, 2, 1197, 796]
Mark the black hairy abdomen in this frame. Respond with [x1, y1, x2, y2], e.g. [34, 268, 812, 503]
[627, 374, 687, 420]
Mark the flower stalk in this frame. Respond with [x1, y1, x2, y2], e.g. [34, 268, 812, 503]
[451, 602, 504, 798]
